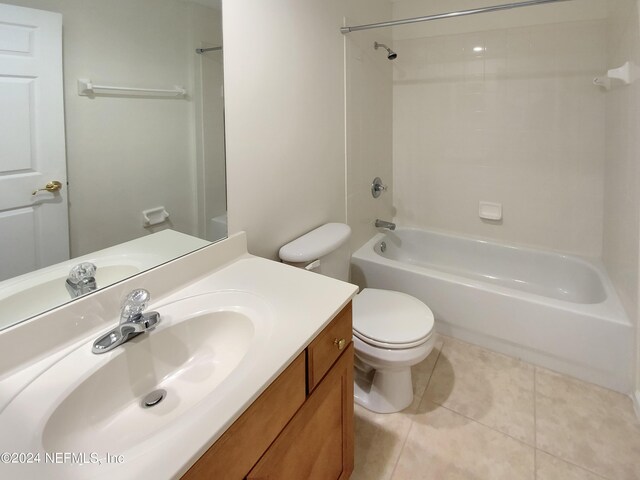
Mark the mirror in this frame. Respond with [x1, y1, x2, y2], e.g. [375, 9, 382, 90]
[0, 0, 226, 330]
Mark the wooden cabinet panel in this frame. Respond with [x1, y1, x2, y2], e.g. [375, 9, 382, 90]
[182, 353, 306, 480]
[247, 343, 354, 480]
[307, 303, 352, 392]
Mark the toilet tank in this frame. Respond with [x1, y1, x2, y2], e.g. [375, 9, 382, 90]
[279, 223, 351, 282]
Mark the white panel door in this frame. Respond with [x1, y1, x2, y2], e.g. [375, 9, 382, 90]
[0, 3, 68, 281]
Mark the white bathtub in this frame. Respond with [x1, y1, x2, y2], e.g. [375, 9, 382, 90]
[351, 228, 633, 393]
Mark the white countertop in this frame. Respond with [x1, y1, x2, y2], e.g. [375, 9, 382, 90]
[0, 233, 358, 479]
[0, 230, 210, 330]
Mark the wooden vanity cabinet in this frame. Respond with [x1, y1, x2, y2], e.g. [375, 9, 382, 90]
[182, 302, 354, 480]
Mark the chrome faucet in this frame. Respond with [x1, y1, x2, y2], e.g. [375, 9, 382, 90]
[66, 262, 98, 298]
[92, 289, 161, 354]
[375, 219, 396, 231]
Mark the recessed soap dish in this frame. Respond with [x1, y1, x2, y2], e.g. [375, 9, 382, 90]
[479, 201, 502, 221]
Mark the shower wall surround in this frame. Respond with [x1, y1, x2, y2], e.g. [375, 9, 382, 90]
[603, 0, 640, 324]
[601, 0, 640, 402]
[391, 2, 607, 256]
[345, 0, 395, 252]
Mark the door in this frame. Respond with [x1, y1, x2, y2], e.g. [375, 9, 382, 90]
[0, 3, 68, 282]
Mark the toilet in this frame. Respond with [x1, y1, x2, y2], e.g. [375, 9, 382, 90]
[279, 223, 435, 413]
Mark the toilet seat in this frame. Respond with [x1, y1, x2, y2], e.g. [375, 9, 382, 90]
[352, 288, 434, 350]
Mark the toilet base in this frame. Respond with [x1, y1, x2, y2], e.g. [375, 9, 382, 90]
[353, 366, 414, 414]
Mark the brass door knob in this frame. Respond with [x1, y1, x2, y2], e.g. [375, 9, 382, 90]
[334, 338, 346, 350]
[32, 181, 63, 195]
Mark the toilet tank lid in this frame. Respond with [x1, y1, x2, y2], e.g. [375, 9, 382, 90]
[279, 223, 351, 263]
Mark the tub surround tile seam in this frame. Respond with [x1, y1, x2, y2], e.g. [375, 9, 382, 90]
[390, 416, 415, 479]
[536, 367, 635, 479]
[419, 337, 443, 401]
[391, 343, 444, 476]
[400, 399, 537, 479]
[535, 447, 611, 480]
[428, 400, 536, 451]
[425, 335, 537, 446]
[389, 343, 443, 478]
[407, 335, 444, 413]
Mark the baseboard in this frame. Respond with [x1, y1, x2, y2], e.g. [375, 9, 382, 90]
[634, 390, 640, 421]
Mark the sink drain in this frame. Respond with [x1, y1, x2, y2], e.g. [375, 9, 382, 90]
[141, 389, 167, 408]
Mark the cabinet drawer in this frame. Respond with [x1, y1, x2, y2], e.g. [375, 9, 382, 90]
[306, 302, 352, 392]
[182, 353, 306, 480]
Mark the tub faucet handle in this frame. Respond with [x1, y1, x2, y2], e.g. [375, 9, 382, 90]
[371, 177, 388, 198]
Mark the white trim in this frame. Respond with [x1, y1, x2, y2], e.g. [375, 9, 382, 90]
[633, 390, 640, 421]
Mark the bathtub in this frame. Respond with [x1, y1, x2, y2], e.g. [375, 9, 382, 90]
[351, 228, 633, 393]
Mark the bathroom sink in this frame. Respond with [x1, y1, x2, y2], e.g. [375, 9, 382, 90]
[0, 229, 211, 332]
[0, 255, 160, 330]
[0, 291, 272, 467]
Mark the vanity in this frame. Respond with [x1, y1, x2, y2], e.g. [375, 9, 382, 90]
[184, 303, 354, 479]
[0, 233, 358, 480]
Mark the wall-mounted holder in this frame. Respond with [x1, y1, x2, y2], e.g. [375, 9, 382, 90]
[142, 207, 170, 227]
[371, 177, 388, 198]
[78, 79, 187, 98]
[479, 201, 502, 221]
[593, 61, 638, 90]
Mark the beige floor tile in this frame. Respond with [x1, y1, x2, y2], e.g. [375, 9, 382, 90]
[536, 368, 640, 480]
[392, 401, 534, 480]
[351, 404, 413, 480]
[536, 451, 606, 480]
[423, 337, 535, 444]
[406, 335, 444, 413]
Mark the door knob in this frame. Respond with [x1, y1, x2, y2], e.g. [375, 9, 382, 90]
[32, 181, 63, 195]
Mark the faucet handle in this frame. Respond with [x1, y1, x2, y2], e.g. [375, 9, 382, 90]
[67, 262, 97, 285]
[371, 177, 388, 198]
[121, 289, 150, 321]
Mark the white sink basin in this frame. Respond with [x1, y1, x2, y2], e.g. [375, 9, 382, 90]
[0, 256, 158, 330]
[0, 229, 211, 332]
[0, 291, 272, 476]
[0, 264, 139, 326]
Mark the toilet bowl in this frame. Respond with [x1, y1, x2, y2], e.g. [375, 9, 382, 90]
[279, 223, 435, 414]
[352, 288, 434, 413]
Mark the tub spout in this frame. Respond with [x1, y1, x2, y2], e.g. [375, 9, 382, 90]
[375, 219, 396, 231]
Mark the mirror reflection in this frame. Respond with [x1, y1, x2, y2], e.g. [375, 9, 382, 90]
[0, 0, 226, 329]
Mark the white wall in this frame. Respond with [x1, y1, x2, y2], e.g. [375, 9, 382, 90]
[601, 0, 640, 405]
[345, 0, 394, 252]
[603, 0, 640, 323]
[391, 0, 607, 256]
[223, 0, 347, 259]
[4, 0, 207, 256]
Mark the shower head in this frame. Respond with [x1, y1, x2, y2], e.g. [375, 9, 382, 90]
[374, 41, 397, 60]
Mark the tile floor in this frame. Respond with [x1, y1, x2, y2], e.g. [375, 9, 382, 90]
[352, 335, 640, 480]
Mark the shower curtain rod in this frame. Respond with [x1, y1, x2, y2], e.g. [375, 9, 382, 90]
[340, 0, 572, 34]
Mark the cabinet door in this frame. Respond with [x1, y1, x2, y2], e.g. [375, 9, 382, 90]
[247, 344, 354, 480]
[182, 354, 306, 480]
